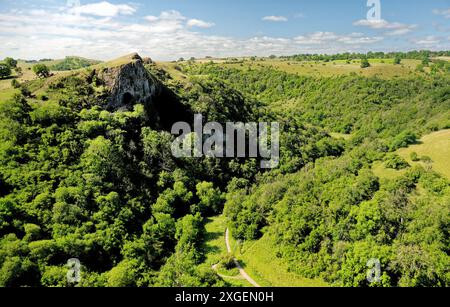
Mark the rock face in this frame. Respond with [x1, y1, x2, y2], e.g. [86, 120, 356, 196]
[142, 57, 153, 65]
[97, 53, 160, 111]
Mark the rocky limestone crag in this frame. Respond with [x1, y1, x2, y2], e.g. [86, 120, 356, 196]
[96, 53, 161, 111]
[142, 57, 153, 65]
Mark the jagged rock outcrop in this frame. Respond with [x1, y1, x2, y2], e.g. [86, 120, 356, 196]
[96, 53, 161, 111]
[142, 57, 153, 65]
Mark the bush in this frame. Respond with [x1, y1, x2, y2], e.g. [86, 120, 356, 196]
[20, 86, 32, 97]
[219, 254, 236, 271]
[385, 154, 410, 170]
[11, 79, 20, 88]
[420, 156, 433, 164]
[390, 131, 417, 151]
[410, 152, 419, 162]
[360, 58, 370, 68]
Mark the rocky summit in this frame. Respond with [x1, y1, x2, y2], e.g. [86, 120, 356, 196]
[96, 53, 161, 111]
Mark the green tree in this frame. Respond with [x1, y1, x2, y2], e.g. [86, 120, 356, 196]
[81, 136, 124, 184]
[192, 182, 224, 215]
[422, 57, 430, 66]
[156, 245, 223, 287]
[0, 64, 11, 79]
[4, 57, 17, 68]
[32, 64, 50, 78]
[107, 260, 138, 287]
[360, 58, 371, 68]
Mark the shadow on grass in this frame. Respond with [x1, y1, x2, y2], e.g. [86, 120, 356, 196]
[237, 259, 248, 269]
[0, 76, 18, 81]
[201, 228, 223, 256]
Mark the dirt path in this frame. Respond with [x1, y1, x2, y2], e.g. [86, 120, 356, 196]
[211, 264, 244, 280]
[225, 228, 261, 287]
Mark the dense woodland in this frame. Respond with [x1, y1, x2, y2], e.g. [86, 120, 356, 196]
[0, 52, 449, 287]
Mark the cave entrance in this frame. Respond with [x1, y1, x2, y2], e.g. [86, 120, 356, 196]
[122, 92, 134, 105]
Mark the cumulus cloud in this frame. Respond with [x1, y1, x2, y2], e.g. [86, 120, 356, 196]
[353, 19, 417, 36]
[144, 10, 186, 33]
[294, 32, 383, 45]
[0, 7, 388, 61]
[433, 8, 450, 19]
[411, 35, 441, 46]
[187, 19, 215, 28]
[262, 16, 288, 22]
[69, 1, 136, 17]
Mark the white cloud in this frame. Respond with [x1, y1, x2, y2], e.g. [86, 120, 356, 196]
[187, 19, 215, 28]
[144, 10, 186, 33]
[433, 8, 450, 19]
[294, 32, 383, 45]
[0, 8, 393, 61]
[70, 1, 136, 17]
[411, 35, 441, 46]
[433, 21, 450, 33]
[262, 16, 288, 22]
[353, 19, 416, 36]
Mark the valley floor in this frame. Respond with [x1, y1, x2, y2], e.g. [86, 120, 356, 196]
[202, 216, 328, 287]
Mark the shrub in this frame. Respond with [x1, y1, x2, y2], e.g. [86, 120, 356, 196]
[390, 131, 417, 151]
[385, 154, 410, 170]
[11, 79, 20, 88]
[360, 58, 370, 68]
[220, 254, 236, 271]
[410, 152, 419, 162]
[420, 156, 433, 164]
[20, 86, 32, 97]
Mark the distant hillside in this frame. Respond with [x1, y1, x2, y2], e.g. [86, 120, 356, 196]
[50, 56, 101, 71]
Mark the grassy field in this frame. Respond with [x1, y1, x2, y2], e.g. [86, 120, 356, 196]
[329, 132, 352, 140]
[202, 216, 328, 287]
[227, 230, 328, 287]
[397, 129, 450, 179]
[0, 57, 102, 102]
[372, 160, 408, 180]
[372, 129, 450, 180]
[179, 58, 424, 79]
[201, 216, 252, 287]
[0, 60, 71, 101]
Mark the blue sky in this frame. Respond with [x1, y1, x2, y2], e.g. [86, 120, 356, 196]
[0, 0, 449, 60]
